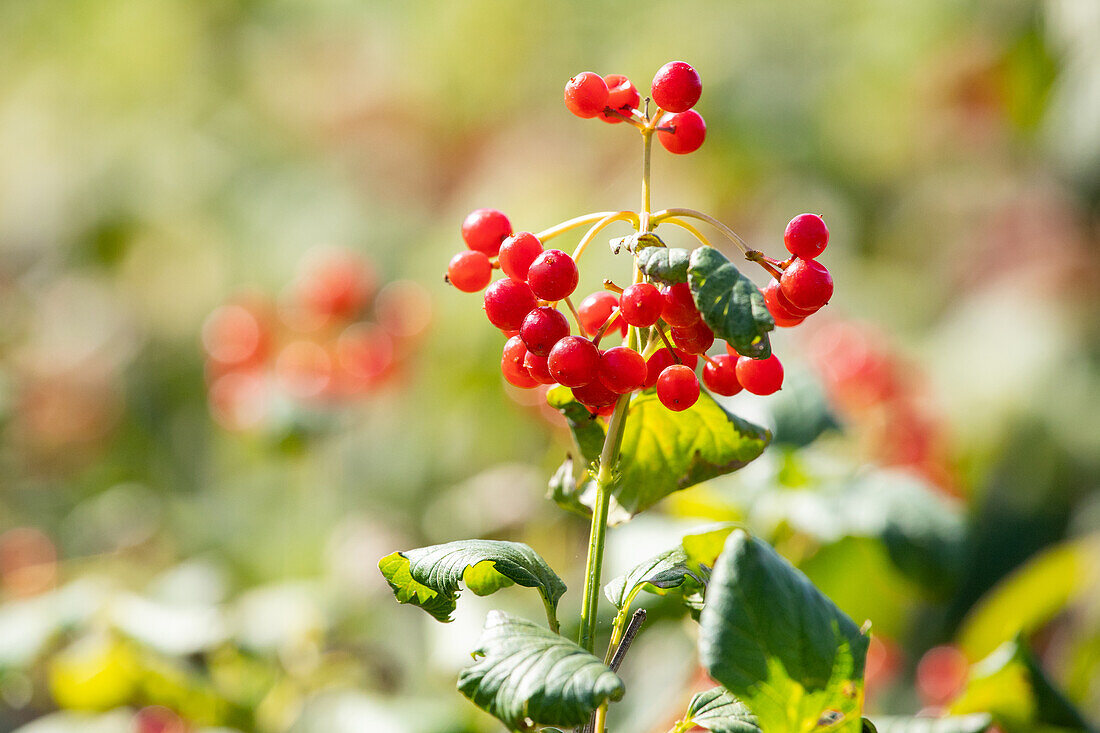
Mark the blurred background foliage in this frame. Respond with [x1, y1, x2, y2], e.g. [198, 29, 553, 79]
[0, 0, 1098, 731]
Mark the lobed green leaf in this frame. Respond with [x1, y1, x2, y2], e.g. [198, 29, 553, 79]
[685, 687, 762, 732]
[637, 243, 692, 284]
[871, 715, 993, 733]
[699, 530, 869, 733]
[687, 246, 774, 359]
[457, 611, 623, 730]
[378, 540, 565, 624]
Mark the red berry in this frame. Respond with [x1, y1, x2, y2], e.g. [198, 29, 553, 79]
[598, 346, 647, 394]
[502, 336, 538, 388]
[671, 320, 714, 355]
[620, 283, 663, 327]
[657, 110, 706, 154]
[599, 74, 640, 124]
[784, 213, 829, 259]
[572, 379, 618, 408]
[202, 301, 269, 368]
[447, 250, 492, 292]
[761, 279, 809, 327]
[643, 348, 698, 389]
[547, 336, 600, 387]
[296, 250, 374, 322]
[735, 354, 784, 395]
[916, 646, 968, 707]
[652, 61, 702, 113]
[520, 306, 570, 357]
[483, 278, 537, 331]
[702, 354, 743, 396]
[523, 352, 556, 385]
[577, 291, 625, 337]
[498, 232, 543, 280]
[780, 257, 833, 310]
[564, 72, 610, 119]
[657, 364, 700, 411]
[462, 208, 512, 256]
[661, 283, 700, 327]
[527, 249, 579, 302]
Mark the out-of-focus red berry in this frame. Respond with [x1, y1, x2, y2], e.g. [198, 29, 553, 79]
[916, 645, 969, 707]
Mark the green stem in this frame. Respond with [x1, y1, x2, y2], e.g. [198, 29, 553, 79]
[577, 395, 630, 652]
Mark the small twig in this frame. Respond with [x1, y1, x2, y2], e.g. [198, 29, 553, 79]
[592, 307, 623, 347]
[609, 608, 647, 672]
[654, 323, 682, 363]
[745, 250, 785, 280]
[562, 296, 585, 333]
[602, 279, 625, 294]
[602, 107, 646, 130]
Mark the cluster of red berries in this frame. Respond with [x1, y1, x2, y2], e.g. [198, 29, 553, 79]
[447, 207, 833, 414]
[564, 62, 707, 154]
[760, 214, 834, 327]
[203, 249, 429, 431]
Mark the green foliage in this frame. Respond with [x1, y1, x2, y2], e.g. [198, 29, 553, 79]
[378, 540, 566, 625]
[548, 389, 770, 520]
[687, 246, 774, 359]
[870, 715, 993, 733]
[699, 530, 869, 733]
[950, 638, 1092, 733]
[456, 611, 623, 730]
[636, 241, 692, 284]
[684, 687, 762, 732]
[604, 523, 738, 617]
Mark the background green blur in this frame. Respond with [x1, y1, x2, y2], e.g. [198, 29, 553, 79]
[1, 1, 1098, 731]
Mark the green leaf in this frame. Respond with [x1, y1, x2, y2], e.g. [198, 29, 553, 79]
[546, 386, 605, 463]
[637, 244, 692, 284]
[687, 246, 774, 359]
[456, 611, 624, 730]
[769, 367, 840, 448]
[957, 534, 1100, 661]
[604, 523, 739, 616]
[950, 638, 1092, 732]
[548, 391, 769, 521]
[871, 715, 992, 733]
[685, 687, 762, 732]
[378, 540, 566, 624]
[699, 530, 869, 733]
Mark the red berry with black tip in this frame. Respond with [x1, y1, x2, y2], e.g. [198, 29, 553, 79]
[657, 110, 706, 154]
[780, 257, 833, 310]
[462, 208, 512, 256]
[483, 278, 537, 331]
[524, 352, 556, 385]
[671, 319, 714, 355]
[599, 74, 641, 124]
[736, 354, 784, 395]
[702, 354, 743, 396]
[502, 336, 538, 388]
[520, 306, 570, 357]
[564, 72, 610, 119]
[598, 346, 647, 394]
[572, 379, 618, 408]
[577, 291, 624, 337]
[499, 232, 543, 280]
[547, 336, 600, 387]
[784, 213, 829, 259]
[527, 249, 579, 301]
[620, 282, 663, 327]
[644, 348, 698, 389]
[661, 283, 700, 327]
[651, 61, 702, 113]
[446, 250, 492, 293]
[657, 364, 700, 411]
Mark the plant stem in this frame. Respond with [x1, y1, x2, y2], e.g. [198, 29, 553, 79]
[537, 211, 627, 243]
[650, 207, 751, 255]
[571, 211, 639, 262]
[654, 216, 711, 246]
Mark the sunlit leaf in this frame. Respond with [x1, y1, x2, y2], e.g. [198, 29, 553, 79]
[684, 686, 761, 732]
[457, 611, 623, 730]
[378, 540, 565, 624]
[636, 241, 691, 284]
[687, 246, 773, 359]
[699, 530, 869, 733]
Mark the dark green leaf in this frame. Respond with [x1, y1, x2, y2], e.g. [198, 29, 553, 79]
[378, 540, 566, 624]
[871, 715, 992, 733]
[685, 687, 762, 732]
[546, 386, 605, 464]
[637, 244, 692, 284]
[457, 611, 624, 730]
[699, 530, 869, 733]
[687, 246, 774, 359]
[950, 637, 1092, 732]
[769, 367, 840, 448]
[547, 390, 769, 521]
